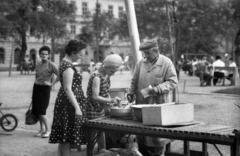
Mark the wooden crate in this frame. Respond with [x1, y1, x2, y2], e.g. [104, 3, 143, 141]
[142, 103, 194, 126]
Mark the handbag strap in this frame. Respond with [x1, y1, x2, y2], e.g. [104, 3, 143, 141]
[28, 102, 32, 110]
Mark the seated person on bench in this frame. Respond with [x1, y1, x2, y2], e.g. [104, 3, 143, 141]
[195, 62, 213, 86]
[195, 56, 213, 86]
[212, 55, 226, 86]
[226, 57, 237, 81]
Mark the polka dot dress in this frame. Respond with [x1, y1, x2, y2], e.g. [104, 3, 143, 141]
[49, 60, 87, 145]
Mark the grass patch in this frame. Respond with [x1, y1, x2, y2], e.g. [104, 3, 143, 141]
[214, 87, 240, 95]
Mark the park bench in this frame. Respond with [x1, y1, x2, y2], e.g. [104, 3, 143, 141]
[213, 66, 239, 86]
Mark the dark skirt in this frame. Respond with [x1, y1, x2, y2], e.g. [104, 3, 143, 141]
[32, 83, 51, 116]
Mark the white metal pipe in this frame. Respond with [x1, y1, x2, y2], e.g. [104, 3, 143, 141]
[124, 0, 142, 62]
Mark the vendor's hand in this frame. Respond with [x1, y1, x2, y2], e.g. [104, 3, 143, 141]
[148, 86, 158, 94]
[126, 93, 135, 103]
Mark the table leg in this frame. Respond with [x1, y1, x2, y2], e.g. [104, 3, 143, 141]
[202, 142, 208, 156]
[184, 141, 190, 156]
[86, 128, 93, 156]
[237, 139, 240, 156]
[87, 130, 103, 156]
[166, 143, 171, 152]
[231, 138, 240, 156]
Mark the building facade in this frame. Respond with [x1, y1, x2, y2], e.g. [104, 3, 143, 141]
[0, 0, 130, 71]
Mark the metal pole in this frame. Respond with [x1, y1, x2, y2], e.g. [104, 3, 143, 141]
[166, 3, 175, 63]
[183, 79, 186, 93]
[166, 2, 176, 102]
[96, 0, 99, 62]
[124, 0, 142, 62]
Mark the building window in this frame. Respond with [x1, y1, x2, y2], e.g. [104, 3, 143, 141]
[82, 2, 88, 15]
[108, 5, 113, 16]
[14, 48, 21, 64]
[0, 48, 4, 64]
[118, 6, 124, 18]
[70, 25, 76, 34]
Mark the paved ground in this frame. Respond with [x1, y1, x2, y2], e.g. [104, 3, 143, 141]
[0, 70, 239, 156]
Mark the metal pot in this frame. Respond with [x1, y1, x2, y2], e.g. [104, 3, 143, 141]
[110, 107, 132, 118]
[131, 105, 150, 121]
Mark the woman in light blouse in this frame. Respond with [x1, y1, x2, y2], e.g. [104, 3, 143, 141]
[32, 46, 58, 138]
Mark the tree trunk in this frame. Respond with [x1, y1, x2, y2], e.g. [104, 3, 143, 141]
[234, 28, 240, 67]
[19, 31, 27, 65]
[51, 34, 55, 62]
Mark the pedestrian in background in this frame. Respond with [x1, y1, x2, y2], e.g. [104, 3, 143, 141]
[89, 59, 95, 74]
[86, 54, 122, 153]
[49, 40, 88, 156]
[228, 57, 237, 67]
[32, 46, 58, 138]
[127, 38, 178, 156]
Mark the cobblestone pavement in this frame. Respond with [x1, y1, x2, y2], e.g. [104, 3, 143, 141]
[0, 70, 239, 156]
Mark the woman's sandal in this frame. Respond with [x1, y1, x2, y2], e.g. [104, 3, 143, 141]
[41, 131, 51, 138]
[34, 131, 45, 137]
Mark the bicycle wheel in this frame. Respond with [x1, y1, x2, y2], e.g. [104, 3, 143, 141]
[0, 114, 18, 132]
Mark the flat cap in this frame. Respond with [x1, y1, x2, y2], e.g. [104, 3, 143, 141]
[139, 39, 158, 51]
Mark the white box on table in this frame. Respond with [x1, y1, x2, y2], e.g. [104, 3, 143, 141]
[142, 103, 194, 126]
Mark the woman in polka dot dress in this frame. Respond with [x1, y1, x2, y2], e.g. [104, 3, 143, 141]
[49, 40, 88, 156]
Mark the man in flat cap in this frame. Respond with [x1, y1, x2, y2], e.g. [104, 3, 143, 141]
[127, 38, 178, 156]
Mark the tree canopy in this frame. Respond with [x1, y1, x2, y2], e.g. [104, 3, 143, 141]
[0, 0, 76, 63]
[92, 0, 238, 60]
[77, 9, 118, 61]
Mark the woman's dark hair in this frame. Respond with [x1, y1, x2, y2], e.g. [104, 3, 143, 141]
[39, 46, 51, 55]
[65, 40, 87, 55]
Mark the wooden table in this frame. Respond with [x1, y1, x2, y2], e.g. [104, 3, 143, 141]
[84, 117, 240, 156]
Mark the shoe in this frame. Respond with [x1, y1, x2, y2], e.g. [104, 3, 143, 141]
[34, 131, 45, 137]
[41, 131, 50, 138]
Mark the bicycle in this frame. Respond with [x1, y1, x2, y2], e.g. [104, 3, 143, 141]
[0, 102, 18, 132]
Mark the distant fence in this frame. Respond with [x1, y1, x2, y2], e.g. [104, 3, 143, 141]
[0, 67, 17, 71]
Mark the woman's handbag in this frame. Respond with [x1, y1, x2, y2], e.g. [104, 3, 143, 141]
[25, 103, 39, 125]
